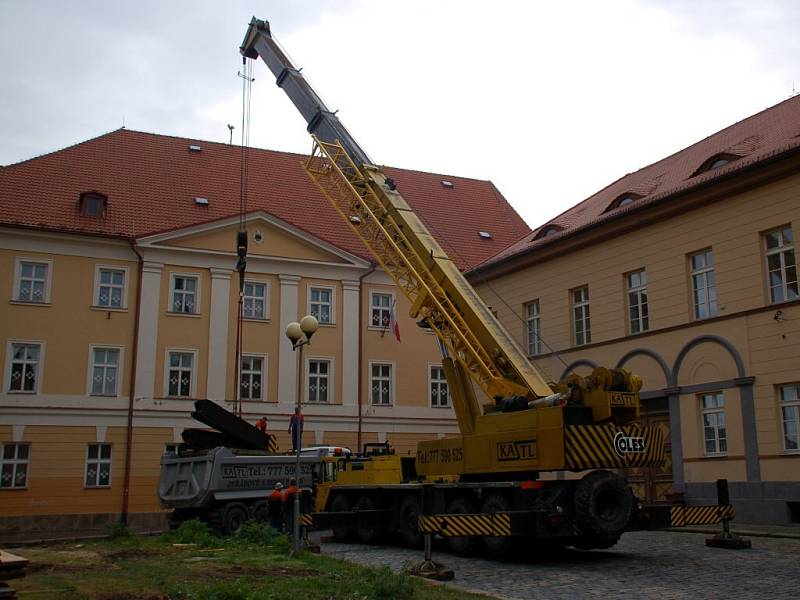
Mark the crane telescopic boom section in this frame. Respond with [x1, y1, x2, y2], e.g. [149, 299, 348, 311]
[240, 17, 667, 478]
[240, 18, 554, 423]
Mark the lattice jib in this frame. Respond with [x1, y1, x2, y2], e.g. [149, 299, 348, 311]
[303, 138, 509, 398]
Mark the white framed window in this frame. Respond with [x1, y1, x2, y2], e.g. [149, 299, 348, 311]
[6, 342, 42, 394]
[85, 443, 112, 487]
[525, 300, 541, 355]
[307, 358, 333, 404]
[779, 383, 800, 452]
[572, 286, 591, 346]
[169, 274, 200, 314]
[94, 266, 128, 309]
[88, 346, 122, 396]
[165, 350, 196, 398]
[370, 292, 394, 329]
[370, 362, 393, 406]
[429, 365, 450, 408]
[690, 250, 717, 319]
[309, 285, 335, 325]
[1, 443, 30, 489]
[627, 269, 649, 334]
[765, 226, 797, 303]
[243, 280, 268, 320]
[165, 443, 179, 454]
[700, 392, 726, 455]
[240, 354, 266, 401]
[13, 258, 52, 304]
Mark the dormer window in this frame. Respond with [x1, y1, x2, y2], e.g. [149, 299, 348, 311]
[79, 192, 107, 218]
[692, 153, 740, 177]
[534, 225, 564, 240]
[606, 192, 643, 213]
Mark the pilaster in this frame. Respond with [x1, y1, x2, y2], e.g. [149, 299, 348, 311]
[207, 268, 232, 402]
[134, 261, 163, 400]
[278, 275, 301, 406]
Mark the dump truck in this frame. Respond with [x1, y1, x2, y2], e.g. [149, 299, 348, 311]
[157, 399, 322, 534]
[237, 17, 734, 554]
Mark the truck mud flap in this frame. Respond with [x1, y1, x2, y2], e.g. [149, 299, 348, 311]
[308, 509, 393, 531]
[629, 504, 734, 530]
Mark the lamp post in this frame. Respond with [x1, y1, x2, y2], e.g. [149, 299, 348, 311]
[284, 314, 319, 554]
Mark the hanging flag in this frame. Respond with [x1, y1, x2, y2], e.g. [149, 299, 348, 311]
[389, 299, 401, 343]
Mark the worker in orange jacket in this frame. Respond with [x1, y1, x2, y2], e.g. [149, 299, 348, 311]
[268, 482, 283, 531]
[255, 416, 268, 432]
[282, 478, 298, 533]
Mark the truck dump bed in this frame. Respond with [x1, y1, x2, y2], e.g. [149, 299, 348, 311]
[158, 447, 320, 509]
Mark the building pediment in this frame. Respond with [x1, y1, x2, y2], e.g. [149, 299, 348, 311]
[136, 211, 370, 269]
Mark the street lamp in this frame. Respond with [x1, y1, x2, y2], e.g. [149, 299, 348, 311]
[284, 314, 319, 554]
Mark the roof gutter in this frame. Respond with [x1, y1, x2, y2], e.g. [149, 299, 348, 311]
[467, 142, 800, 281]
[120, 240, 143, 525]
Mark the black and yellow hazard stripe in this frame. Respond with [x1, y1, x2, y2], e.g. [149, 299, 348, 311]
[565, 424, 665, 469]
[299, 513, 313, 528]
[670, 504, 734, 527]
[267, 434, 279, 453]
[418, 513, 512, 537]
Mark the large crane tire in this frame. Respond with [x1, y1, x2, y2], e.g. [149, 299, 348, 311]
[480, 493, 513, 555]
[445, 497, 478, 556]
[574, 470, 633, 537]
[399, 496, 423, 548]
[355, 495, 381, 544]
[330, 494, 355, 541]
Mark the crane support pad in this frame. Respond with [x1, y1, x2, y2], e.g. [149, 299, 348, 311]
[670, 504, 734, 527]
[419, 513, 513, 537]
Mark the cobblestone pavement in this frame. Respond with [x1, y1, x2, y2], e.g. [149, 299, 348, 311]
[320, 531, 799, 599]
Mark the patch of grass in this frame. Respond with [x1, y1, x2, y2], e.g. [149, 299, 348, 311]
[10, 530, 483, 600]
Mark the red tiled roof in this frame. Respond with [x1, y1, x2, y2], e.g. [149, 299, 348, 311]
[473, 95, 800, 274]
[0, 129, 530, 271]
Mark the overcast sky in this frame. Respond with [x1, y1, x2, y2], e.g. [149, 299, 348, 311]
[1, 1, 798, 229]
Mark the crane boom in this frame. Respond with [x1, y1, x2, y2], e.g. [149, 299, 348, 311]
[240, 19, 553, 425]
[241, 18, 665, 477]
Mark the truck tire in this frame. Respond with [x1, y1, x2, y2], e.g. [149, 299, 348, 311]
[574, 470, 633, 537]
[355, 495, 381, 544]
[480, 493, 512, 555]
[399, 496, 423, 548]
[222, 502, 249, 535]
[252, 501, 269, 524]
[330, 494, 355, 542]
[445, 497, 478, 556]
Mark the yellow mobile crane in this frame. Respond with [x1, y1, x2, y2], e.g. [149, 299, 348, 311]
[240, 18, 733, 555]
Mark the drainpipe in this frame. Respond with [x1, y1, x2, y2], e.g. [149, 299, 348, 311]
[121, 241, 144, 525]
[357, 263, 376, 452]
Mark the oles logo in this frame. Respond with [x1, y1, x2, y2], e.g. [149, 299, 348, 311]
[613, 431, 646, 458]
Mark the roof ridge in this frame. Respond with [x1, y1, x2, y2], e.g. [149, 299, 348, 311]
[537, 95, 800, 230]
[1, 127, 125, 168]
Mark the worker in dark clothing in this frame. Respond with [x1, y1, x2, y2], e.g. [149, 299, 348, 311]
[268, 482, 284, 531]
[282, 478, 298, 533]
[288, 408, 304, 451]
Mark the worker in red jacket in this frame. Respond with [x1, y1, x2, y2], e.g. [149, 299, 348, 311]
[268, 482, 283, 531]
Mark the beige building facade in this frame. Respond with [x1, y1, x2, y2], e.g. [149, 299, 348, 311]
[469, 97, 800, 524]
[0, 129, 529, 537]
